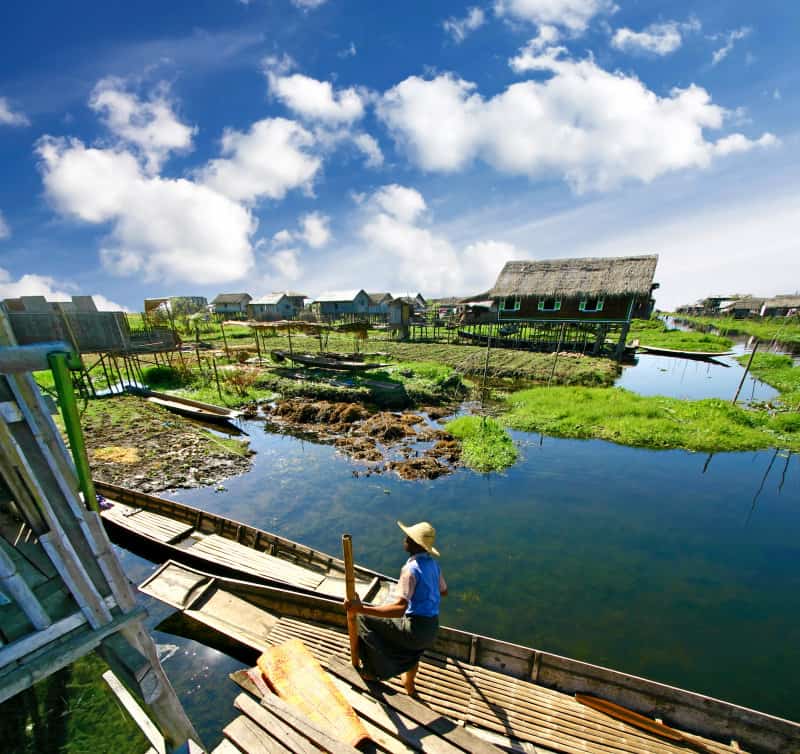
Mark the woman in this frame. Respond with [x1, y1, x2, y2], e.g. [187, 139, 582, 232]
[344, 520, 447, 696]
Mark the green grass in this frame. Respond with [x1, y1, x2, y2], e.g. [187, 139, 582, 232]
[446, 415, 519, 472]
[670, 314, 800, 347]
[502, 386, 800, 452]
[627, 318, 732, 353]
[737, 352, 800, 408]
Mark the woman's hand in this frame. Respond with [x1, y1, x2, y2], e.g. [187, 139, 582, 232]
[344, 595, 362, 614]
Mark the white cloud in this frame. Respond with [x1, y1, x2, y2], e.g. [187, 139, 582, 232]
[358, 185, 525, 295]
[272, 229, 294, 246]
[37, 137, 256, 285]
[270, 247, 302, 280]
[443, 7, 486, 43]
[379, 47, 777, 191]
[266, 69, 365, 124]
[291, 0, 327, 8]
[494, 0, 616, 32]
[0, 268, 128, 311]
[338, 42, 357, 59]
[200, 118, 321, 203]
[0, 97, 29, 126]
[372, 184, 427, 223]
[711, 27, 751, 66]
[712, 132, 778, 157]
[352, 133, 384, 167]
[89, 78, 195, 174]
[612, 22, 682, 56]
[299, 211, 331, 248]
[0, 211, 9, 239]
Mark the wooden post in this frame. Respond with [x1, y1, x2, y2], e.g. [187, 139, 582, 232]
[254, 327, 262, 362]
[548, 322, 566, 387]
[732, 339, 759, 405]
[220, 320, 229, 359]
[211, 357, 223, 401]
[342, 534, 359, 669]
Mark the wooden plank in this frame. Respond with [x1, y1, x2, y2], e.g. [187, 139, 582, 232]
[258, 692, 362, 754]
[224, 715, 293, 754]
[328, 656, 503, 754]
[190, 535, 324, 589]
[102, 670, 166, 754]
[211, 740, 244, 754]
[235, 692, 322, 754]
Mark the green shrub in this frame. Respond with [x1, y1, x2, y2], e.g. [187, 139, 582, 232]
[446, 415, 518, 472]
[141, 365, 185, 388]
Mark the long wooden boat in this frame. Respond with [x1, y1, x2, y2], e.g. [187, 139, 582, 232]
[96, 480, 393, 603]
[136, 388, 242, 424]
[141, 560, 800, 754]
[271, 350, 388, 372]
[636, 345, 735, 361]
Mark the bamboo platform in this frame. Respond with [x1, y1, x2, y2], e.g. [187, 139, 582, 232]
[261, 617, 741, 754]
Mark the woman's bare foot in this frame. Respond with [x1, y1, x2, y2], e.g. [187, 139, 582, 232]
[404, 663, 419, 696]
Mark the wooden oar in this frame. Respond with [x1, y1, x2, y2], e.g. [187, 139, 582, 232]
[342, 534, 359, 669]
[575, 694, 719, 754]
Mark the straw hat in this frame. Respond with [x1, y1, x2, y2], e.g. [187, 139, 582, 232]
[397, 520, 440, 557]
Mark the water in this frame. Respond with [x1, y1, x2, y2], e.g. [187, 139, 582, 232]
[616, 346, 779, 402]
[129, 411, 800, 740]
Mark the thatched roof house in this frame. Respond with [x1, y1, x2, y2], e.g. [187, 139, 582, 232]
[489, 255, 659, 321]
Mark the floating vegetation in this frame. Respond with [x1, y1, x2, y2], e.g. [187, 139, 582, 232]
[627, 318, 732, 352]
[446, 415, 518, 472]
[503, 386, 800, 452]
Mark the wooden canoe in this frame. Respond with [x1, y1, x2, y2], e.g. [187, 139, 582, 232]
[636, 345, 735, 361]
[271, 350, 389, 372]
[139, 389, 242, 424]
[96, 480, 393, 603]
[141, 560, 800, 754]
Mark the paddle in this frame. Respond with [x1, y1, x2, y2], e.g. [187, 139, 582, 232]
[342, 534, 359, 669]
[575, 694, 718, 754]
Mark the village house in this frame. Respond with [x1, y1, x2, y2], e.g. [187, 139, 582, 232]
[367, 292, 394, 314]
[212, 293, 252, 316]
[760, 294, 800, 317]
[720, 297, 765, 319]
[488, 255, 659, 356]
[248, 292, 307, 320]
[310, 290, 371, 317]
[391, 292, 427, 313]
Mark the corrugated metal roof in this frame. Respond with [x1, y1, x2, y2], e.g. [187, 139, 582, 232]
[313, 290, 365, 303]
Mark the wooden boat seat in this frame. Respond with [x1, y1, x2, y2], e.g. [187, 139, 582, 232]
[189, 535, 325, 591]
[101, 504, 194, 545]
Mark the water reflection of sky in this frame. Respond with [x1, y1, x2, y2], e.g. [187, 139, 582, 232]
[615, 345, 779, 403]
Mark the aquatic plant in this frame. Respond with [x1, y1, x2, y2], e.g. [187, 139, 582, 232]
[626, 318, 732, 352]
[446, 415, 518, 472]
[503, 386, 800, 452]
[737, 352, 800, 408]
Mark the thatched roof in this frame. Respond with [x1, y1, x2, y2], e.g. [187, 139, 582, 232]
[490, 255, 658, 298]
[213, 293, 252, 304]
[765, 295, 800, 309]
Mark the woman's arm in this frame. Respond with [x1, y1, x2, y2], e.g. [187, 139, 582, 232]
[344, 595, 408, 618]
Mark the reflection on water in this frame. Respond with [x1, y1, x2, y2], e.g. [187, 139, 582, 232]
[616, 347, 779, 403]
[141, 415, 800, 727]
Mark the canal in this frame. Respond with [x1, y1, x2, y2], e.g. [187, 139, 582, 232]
[108, 347, 800, 747]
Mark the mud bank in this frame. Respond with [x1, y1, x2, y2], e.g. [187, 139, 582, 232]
[263, 398, 460, 480]
[79, 395, 253, 493]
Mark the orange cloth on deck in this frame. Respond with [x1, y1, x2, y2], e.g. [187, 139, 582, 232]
[257, 638, 370, 748]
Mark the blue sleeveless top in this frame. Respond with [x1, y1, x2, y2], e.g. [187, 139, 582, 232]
[404, 553, 441, 617]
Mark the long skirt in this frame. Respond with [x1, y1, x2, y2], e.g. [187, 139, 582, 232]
[357, 614, 439, 680]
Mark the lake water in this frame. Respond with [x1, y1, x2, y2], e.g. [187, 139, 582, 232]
[112, 368, 800, 749]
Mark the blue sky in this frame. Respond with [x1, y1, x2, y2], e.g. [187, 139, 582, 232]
[0, 0, 797, 311]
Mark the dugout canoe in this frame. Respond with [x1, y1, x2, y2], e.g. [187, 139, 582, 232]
[137, 388, 242, 424]
[636, 345, 735, 361]
[140, 560, 800, 754]
[270, 350, 389, 372]
[96, 480, 394, 603]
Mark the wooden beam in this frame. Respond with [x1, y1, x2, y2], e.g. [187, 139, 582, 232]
[102, 669, 166, 754]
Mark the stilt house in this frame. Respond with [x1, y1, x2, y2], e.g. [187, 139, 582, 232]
[488, 255, 659, 357]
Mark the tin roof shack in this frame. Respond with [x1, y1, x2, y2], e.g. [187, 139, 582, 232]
[489, 255, 659, 358]
[367, 292, 393, 314]
[761, 295, 800, 318]
[248, 292, 307, 321]
[212, 293, 252, 316]
[720, 297, 765, 319]
[310, 290, 371, 317]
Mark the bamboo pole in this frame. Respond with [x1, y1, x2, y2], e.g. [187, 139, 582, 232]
[732, 339, 759, 404]
[342, 534, 359, 669]
[212, 357, 223, 401]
